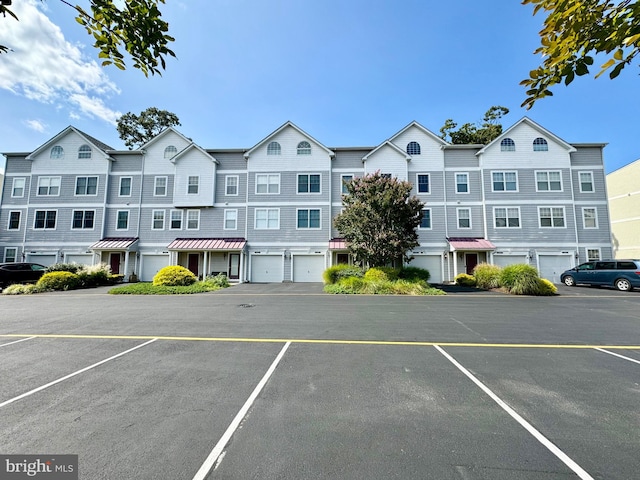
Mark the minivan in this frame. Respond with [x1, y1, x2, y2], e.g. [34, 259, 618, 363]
[561, 259, 640, 291]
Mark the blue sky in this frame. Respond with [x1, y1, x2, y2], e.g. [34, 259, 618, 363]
[1, 0, 638, 174]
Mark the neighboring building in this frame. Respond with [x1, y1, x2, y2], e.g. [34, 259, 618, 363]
[606, 158, 640, 259]
[0, 118, 613, 283]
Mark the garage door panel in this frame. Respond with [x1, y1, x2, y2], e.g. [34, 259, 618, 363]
[26, 254, 57, 267]
[251, 255, 283, 283]
[141, 255, 170, 282]
[409, 256, 442, 284]
[66, 254, 94, 266]
[293, 255, 324, 282]
[493, 255, 528, 268]
[538, 255, 574, 284]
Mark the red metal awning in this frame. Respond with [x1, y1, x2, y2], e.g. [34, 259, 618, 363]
[167, 238, 246, 251]
[90, 237, 139, 250]
[329, 238, 347, 249]
[448, 238, 496, 251]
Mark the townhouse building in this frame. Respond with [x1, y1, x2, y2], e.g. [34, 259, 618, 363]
[0, 117, 612, 284]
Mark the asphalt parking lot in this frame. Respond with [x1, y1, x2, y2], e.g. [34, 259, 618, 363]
[1, 284, 639, 479]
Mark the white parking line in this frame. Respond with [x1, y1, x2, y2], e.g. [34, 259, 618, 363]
[0, 339, 157, 409]
[0, 336, 36, 348]
[192, 341, 291, 480]
[595, 348, 640, 365]
[434, 345, 594, 480]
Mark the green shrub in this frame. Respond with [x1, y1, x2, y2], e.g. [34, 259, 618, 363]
[324, 276, 365, 294]
[500, 264, 540, 295]
[37, 271, 81, 291]
[2, 284, 38, 295]
[364, 267, 394, 282]
[398, 266, 431, 283]
[202, 273, 231, 289]
[46, 262, 83, 274]
[109, 282, 213, 295]
[537, 278, 558, 296]
[322, 264, 364, 284]
[153, 265, 197, 286]
[473, 263, 502, 289]
[454, 273, 477, 287]
[78, 263, 112, 287]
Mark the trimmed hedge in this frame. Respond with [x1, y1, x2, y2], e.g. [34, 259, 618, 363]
[153, 265, 197, 286]
[322, 264, 364, 284]
[37, 271, 81, 291]
[398, 266, 431, 282]
[454, 273, 477, 287]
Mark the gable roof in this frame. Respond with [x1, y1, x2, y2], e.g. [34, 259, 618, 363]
[244, 121, 335, 158]
[25, 126, 114, 160]
[362, 140, 412, 162]
[139, 126, 193, 150]
[476, 117, 576, 155]
[170, 143, 219, 165]
[389, 121, 449, 147]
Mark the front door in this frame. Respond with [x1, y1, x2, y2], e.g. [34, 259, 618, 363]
[109, 253, 120, 274]
[188, 253, 199, 277]
[228, 253, 240, 280]
[465, 253, 478, 275]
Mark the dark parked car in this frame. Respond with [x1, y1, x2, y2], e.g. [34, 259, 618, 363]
[561, 259, 640, 291]
[0, 262, 47, 288]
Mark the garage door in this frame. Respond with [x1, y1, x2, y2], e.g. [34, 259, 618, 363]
[26, 254, 57, 267]
[408, 255, 442, 284]
[293, 255, 325, 282]
[251, 255, 283, 283]
[66, 254, 94, 266]
[141, 254, 170, 282]
[493, 255, 528, 268]
[538, 255, 574, 284]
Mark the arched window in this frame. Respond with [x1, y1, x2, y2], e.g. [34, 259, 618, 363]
[500, 138, 515, 152]
[267, 141, 281, 155]
[50, 146, 64, 159]
[78, 145, 92, 159]
[297, 141, 311, 155]
[533, 137, 548, 151]
[164, 145, 177, 158]
[407, 141, 421, 155]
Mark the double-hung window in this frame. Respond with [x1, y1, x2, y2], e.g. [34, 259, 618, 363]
[457, 208, 471, 229]
[224, 209, 237, 230]
[8, 211, 21, 230]
[154, 176, 167, 196]
[297, 209, 320, 229]
[170, 210, 182, 229]
[225, 175, 238, 196]
[34, 210, 57, 229]
[117, 211, 129, 230]
[298, 174, 320, 193]
[255, 208, 279, 229]
[587, 248, 601, 261]
[582, 208, 598, 229]
[455, 173, 469, 193]
[539, 207, 565, 228]
[152, 210, 165, 230]
[417, 174, 430, 193]
[187, 176, 199, 194]
[579, 171, 594, 192]
[72, 210, 95, 229]
[492, 171, 517, 191]
[37, 176, 60, 196]
[419, 209, 431, 229]
[11, 178, 25, 198]
[341, 175, 353, 195]
[494, 207, 520, 228]
[186, 210, 200, 230]
[256, 174, 280, 194]
[119, 177, 132, 196]
[536, 171, 562, 191]
[4, 247, 18, 263]
[75, 176, 98, 195]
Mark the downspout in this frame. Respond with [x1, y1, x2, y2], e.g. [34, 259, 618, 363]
[442, 146, 449, 282]
[22, 169, 33, 259]
[568, 149, 580, 265]
[479, 150, 489, 263]
[136, 150, 146, 274]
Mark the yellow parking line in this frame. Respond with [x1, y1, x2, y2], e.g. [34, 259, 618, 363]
[0, 333, 639, 349]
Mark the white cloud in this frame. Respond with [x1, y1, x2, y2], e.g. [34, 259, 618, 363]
[24, 119, 47, 132]
[0, 0, 121, 124]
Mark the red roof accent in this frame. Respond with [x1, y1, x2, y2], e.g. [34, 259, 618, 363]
[448, 238, 496, 251]
[329, 238, 347, 249]
[90, 237, 139, 250]
[167, 238, 246, 250]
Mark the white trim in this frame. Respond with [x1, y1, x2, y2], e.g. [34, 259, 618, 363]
[255, 173, 281, 195]
[33, 209, 58, 230]
[223, 209, 238, 230]
[538, 206, 567, 229]
[11, 177, 26, 198]
[3, 247, 18, 263]
[7, 210, 21, 231]
[169, 209, 183, 230]
[534, 170, 563, 192]
[225, 175, 239, 196]
[578, 171, 595, 193]
[186, 209, 200, 230]
[490, 170, 519, 193]
[36, 176, 61, 197]
[416, 173, 431, 194]
[456, 207, 471, 229]
[585, 247, 601, 261]
[119, 176, 133, 197]
[581, 207, 599, 229]
[454, 172, 470, 194]
[187, 175, 200, 195]
[295, 208, 322, 230]
[70, 209, 97, 231]
[297, 173, 322, 195]
[116, 210, 130, 231]
[493, 206, 521, 229]
[418, 208, 432, 230]
[151, 209, 166, 230]
[74, 175, 99, 197]
[154, 176, 168, 196]
[254, 207, 280, 230]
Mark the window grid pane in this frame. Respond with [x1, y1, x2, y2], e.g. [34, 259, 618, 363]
[420, 209, 431, 229]
[188, 176, 199, 194]
[418, 175, 429, 193]
[456, 174, 468, 193]
[120, 178, 131, 196]
[117, 211, 129, 230]
[9, 211, 21, 230]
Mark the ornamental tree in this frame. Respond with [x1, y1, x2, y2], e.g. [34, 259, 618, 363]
[334, 172, 424, 267]
[116, 107, 181, 149]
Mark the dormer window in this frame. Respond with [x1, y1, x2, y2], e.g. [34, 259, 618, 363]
[164, 145, 177, 158]
[78, 145, 92, 159]
[297, 141, 311, 155]
[50, 146, 64, 159]
[407, 141, 421, 155]
[267, 141, 281, 155]
[533, 137, 548, 151]
[500, 138, 515, 152]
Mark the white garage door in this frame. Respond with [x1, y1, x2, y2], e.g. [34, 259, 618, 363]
[493, 255, 528, 268]
[26, 254, 57, 267]
[141, 254, 170, 282]
[408, 255, 442, 284]
[538, 255, 574, 284]
[66, 254, 94, 266]
[251, 255, 283, 283]
[293, 255, 325, 282]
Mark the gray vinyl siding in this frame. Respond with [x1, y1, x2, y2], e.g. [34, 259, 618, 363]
[486, 203, 577, 243]
[332, 149, 369, 169]
[444, 170, 483, 201]
[446, 205, 484, 237]
[247, 206, 331, 243]
[28, 174, 106, 205]
[571, 168, 607, 200]
[107, 174, 142, 204]
[141, 175, 174, 204]
[247, 171, 330, 203]
[24, 207, 104, 243]
[209, 151, 246, 170]
[1, 176, 31, 206]
[3, 157, 32, 174]
[216, 172, 247, 203]
[110, 154, 142, 172]
[443, 148, 480, 169]
[574, 205, 611, 243]
[103, 208, 140, 237]
[417, 205, 446, 241]
[483, 168, 573, 202]
[570, 147, 604, 167]
[0, 208, 27, 241]
[410, 170, 445, 201]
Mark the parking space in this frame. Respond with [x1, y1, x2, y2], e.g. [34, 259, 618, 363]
[1, 287, 639, 479]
